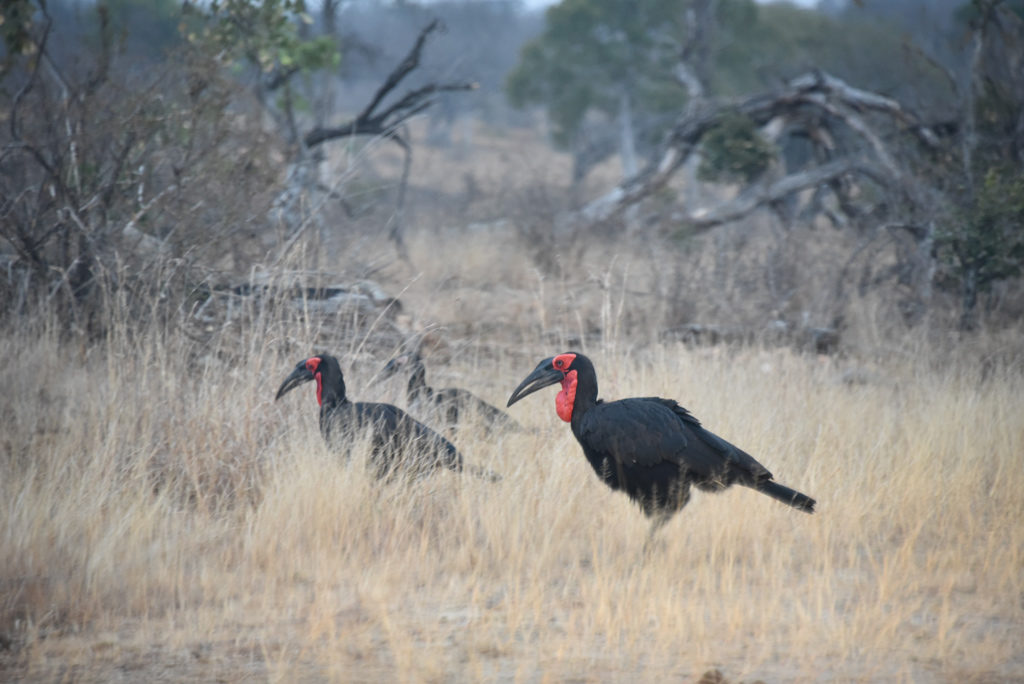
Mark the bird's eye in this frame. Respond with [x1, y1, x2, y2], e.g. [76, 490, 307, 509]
[554, 359, 563, 368]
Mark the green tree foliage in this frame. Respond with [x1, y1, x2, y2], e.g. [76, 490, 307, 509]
[185, 0, 338, 82]
[938, 168, 1024, 316]
[714, 3, 915, 95]
[180, 0, 340, 146]
[0, 0, 37, 75]
[954, 0, 1024, 23]
[932, 0, 1024, 327]
[697, 113, 776, 184]
[505, 0, 917, 136]
[506, 0, 685, 149]
[505, 0, 921, 174]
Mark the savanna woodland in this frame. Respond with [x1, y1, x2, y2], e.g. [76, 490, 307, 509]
[1, 0, 1022, 681]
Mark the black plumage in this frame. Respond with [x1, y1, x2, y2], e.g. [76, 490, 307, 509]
[378, 350, 523, 436]
[276, 354, 498, 480]
[507, 352, 815, 533]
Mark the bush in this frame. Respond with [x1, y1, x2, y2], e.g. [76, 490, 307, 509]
[698, 112, 776, 184]
[937, 166, 1024, 328]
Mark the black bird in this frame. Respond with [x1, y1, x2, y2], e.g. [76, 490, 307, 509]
[276, 354, 499, 481]
[507, 352, 815, 535]
[378, 350, 523, 436]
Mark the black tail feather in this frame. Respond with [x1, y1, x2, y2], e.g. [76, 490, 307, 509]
[754, 480, 816, 513]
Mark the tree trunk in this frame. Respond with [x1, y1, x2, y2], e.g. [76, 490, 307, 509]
[618, 89, 638, 179]
[960, 266, 979, 331]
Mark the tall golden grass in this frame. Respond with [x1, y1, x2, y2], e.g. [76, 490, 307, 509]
[2, 234, 1022, 683]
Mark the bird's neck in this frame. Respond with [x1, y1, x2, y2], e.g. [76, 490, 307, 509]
[559, 370, 598, 424]
[407, 364, 432, 402]
[317, 368, 348, 412]
[320, 391, 347, 411]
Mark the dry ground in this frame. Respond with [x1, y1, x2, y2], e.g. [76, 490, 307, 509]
[2, 121, 1023, 683]
[1, 281, 1022, 682]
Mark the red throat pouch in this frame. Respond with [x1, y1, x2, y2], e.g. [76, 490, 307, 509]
[305, 358, 323, 405]
[555, 370, 577, 422]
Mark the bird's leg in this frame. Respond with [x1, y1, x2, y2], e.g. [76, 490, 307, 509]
[642, 514, 671, 557]
[641, 484, 687, 556]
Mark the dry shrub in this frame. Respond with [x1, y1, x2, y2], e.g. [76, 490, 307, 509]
[0, 33, 283, 334]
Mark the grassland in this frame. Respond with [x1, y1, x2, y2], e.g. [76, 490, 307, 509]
[2, 119, 1023, 682]
[1, 240, 1022, 683]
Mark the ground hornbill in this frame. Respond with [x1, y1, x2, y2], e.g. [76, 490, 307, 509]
[276, 354, 499, 481]
[377, 350, 523, 437]
[507, 352, 815, 535]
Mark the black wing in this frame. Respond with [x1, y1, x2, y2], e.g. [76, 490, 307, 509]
[436, 388, 524, 433]
[578, 397, 771, 485]
[339, 402, 464, 472]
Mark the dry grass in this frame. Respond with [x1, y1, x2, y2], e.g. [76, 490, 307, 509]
[2, 120, 1023, 682]
[1, 272, 1022, 683]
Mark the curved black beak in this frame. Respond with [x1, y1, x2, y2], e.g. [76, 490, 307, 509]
[275, 362, 314, 400]
[507, 357, 562, 407]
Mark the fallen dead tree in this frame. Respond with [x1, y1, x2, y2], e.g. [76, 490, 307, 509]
[576, 70, 942, 230]
[550, 68, 958, 331]
[179, 272, 409, 357]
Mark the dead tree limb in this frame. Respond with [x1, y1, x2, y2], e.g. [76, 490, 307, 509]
[576, 70, 940, 226]
[558, 69, 954, 327]
[674, 158, 888, 231]
[297, 19, 476, 259]
[303, 20, 477, 148]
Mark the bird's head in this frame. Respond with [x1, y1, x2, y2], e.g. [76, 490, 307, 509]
[375, 351, 416, 384]
[507, 352, 588, 422]
[275, 354, 344, 406]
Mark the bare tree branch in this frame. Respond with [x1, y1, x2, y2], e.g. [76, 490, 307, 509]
[289, 19, 476, 260]
[789, 71, 941, 148]
[360, 19, 442, 120]
[575, 70, 940, 225]
[674, 0, 715, 103]
[303, 20, 477, 149]
[674, 158, 888, 231]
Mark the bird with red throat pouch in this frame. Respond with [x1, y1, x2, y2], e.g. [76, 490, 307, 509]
[276, 353, 500, 482]
[507, 352, 815, 538]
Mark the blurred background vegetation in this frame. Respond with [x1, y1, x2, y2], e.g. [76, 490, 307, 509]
[2, 4, 1023, 678]
[1, 0, 1022, 348]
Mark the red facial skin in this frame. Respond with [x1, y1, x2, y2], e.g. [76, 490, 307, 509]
[555, 370, 577, 422]
[552, 353, 578, 422]
[306, 357, 323, 405]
